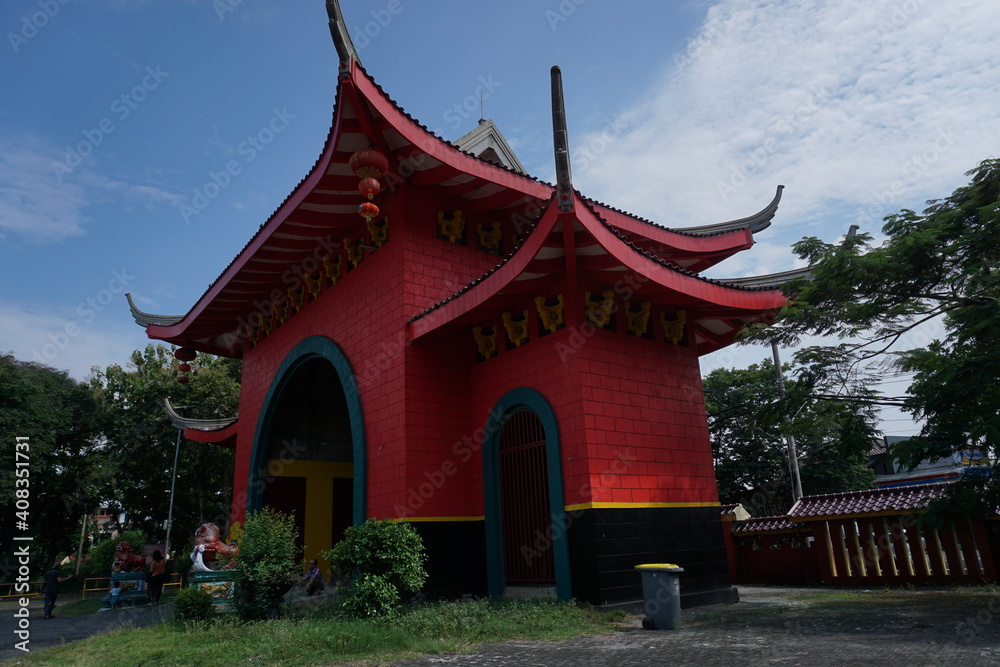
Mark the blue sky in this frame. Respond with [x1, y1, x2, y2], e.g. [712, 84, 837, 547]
[2, 0, 998, 437]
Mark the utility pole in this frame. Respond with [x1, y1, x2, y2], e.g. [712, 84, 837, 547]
[165, 405, 190, 559]
[75, 514, 89, 575]
[772, 342, 803, 502]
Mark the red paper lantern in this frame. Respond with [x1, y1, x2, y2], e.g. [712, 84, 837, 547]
[178, 363, 191, 373]
[177, 376, 190, 385]
[349, 148, 388, 180]
[358, 201, 380, 222]
[358, 177, 381, 200]
[174, 347, 197, 362]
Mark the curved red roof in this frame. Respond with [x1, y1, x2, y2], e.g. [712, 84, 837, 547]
[135, 61, 790, 357]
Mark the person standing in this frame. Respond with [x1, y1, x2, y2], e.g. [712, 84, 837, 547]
[42, 563, 72, 619]
[145, 550, 167, 605]
[108, 582, 123, 609]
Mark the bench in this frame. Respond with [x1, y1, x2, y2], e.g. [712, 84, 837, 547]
[100, 572, 148, 608]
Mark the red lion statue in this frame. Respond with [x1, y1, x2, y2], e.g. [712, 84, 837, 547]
[112, 541, 147, 573]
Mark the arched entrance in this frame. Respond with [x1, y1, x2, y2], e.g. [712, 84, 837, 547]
[484, 388, 571, 600]
[248, 337, 365, 563]
[498, 410, 555, 583]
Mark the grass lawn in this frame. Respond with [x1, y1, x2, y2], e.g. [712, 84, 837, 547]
[19, 598, 626, 666]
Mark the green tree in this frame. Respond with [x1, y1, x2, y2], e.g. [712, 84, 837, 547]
[746, 158, 999, 511]
[89, 344, 240, 547]
[231, 507, 299, 620]
[0, 353, 101, 577]
[705, 356, 877, 510]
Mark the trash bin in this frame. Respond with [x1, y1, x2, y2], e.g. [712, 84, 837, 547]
[635, 563, 684, 630]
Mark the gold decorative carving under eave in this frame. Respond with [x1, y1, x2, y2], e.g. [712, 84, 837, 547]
[502, 310, 529, 348]
[535, 294, 565, 334]
[324, 254, 343, 285]
[625, 301, 651, 337]
[287, 287, 304, 313]
[304, 272, 323, 299]
[477, 221, 501, 254]
[367, 215, 388, 248]
[472, 326, 497, 360]
[585, 290, 616, 329]
[438, 210, 466, 243]
[662, 309, 687, 345]
[344, 236, 364, 269]
[274, 302, 289, 325]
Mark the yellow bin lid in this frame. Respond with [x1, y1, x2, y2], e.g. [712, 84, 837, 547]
[635, 563, 683, 570]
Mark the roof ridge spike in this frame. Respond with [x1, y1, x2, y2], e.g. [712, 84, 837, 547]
[551, 66, 573, 212]
[327, 0, 361, 72]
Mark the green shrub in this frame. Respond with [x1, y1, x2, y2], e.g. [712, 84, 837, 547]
[322, 519, 427, 618]
[231, 507, 299, 621]
[173, 586, 214, 623]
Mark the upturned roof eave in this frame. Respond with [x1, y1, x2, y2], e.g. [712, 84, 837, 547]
[134, 61, 554, 350]
[585, 184, 784, 253]
[136, 76, 352, 350]
[408, 197, 788, 340]
[592, 203, 755, 260]
[165, 398, 238, 432]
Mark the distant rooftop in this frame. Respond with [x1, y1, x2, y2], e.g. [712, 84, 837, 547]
[455, 118, 526, 174]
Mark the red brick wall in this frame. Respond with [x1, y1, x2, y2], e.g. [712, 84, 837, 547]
[230, 189, 501, 523]
[231, 224, 408, 523]
[467, 325, 719, 510]
[229, 186, 721, 524]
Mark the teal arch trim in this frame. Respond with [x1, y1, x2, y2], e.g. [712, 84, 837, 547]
[483, 387, 571, 601]
[247, 336, 366, 525]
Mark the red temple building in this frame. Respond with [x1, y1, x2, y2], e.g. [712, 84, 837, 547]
[129, 3, 805, 608]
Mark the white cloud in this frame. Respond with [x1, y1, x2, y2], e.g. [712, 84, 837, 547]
[0, 130, 184, 244]
[577, 0, 1000, 274]
[0, 300, 152, 382]
[0, 132, 89, 243]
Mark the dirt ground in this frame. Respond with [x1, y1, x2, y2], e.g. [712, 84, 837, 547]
[394, 585, 1000, 666]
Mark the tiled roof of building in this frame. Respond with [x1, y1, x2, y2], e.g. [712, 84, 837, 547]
[732, 516, 808, 534]
[787, 482, 953, 520]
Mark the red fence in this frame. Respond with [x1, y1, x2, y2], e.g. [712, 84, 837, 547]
[724, 485, 999, 587]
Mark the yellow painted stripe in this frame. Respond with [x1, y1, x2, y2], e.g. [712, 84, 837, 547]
[564, 501, 721, 512]
[387, 516, 486, 523]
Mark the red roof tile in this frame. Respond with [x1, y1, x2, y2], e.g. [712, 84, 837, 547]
[733, 516, 808, 534]
[787, 482, 953, 520]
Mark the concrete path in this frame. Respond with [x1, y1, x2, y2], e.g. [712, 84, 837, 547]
[0, 596, 172, 663]
[395, 586, 1000, 667]
[3, 586, 999, 665]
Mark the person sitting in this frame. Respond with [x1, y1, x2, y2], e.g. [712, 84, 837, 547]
[302, 559, 325, 596]
[108, 583, 123, 609]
